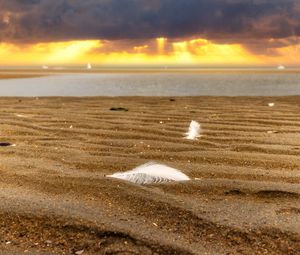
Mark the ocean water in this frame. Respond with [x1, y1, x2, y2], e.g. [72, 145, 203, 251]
[0, 72, 300, 96]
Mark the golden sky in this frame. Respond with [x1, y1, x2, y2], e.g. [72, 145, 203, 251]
[1, 37, 299, 67]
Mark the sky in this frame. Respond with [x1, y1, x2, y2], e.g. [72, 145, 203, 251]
[1, 0, 300, 67]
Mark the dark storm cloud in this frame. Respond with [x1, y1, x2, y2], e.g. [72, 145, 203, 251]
[1, 0, 300, 44]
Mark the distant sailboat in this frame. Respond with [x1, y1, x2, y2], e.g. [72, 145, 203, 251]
[87, 63, 92, 70]
[277, 65, 286, 70]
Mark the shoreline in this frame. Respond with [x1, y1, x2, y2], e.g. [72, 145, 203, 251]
[0, 74, 47, 80]
[1, 69, 300, 76]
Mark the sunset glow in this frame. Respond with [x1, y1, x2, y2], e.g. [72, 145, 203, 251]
[2, 37, 299, 67]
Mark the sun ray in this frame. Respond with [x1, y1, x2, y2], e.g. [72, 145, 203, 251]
[0, 37, 298, 66]
[156, 38, 167, 54]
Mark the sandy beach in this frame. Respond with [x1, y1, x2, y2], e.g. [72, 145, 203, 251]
[0, 96, 299, 254]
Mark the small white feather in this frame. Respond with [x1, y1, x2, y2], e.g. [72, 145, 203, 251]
[107, 162, 190, 185]
[268, 103, 275, 107]
[185, 120, 202, 140]
[15, 114, 27, 118]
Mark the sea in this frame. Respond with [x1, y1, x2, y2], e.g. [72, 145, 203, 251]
[0, 68, 300, 96]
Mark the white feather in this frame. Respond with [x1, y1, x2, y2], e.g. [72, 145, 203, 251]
[185, 120, 202, 140]
[268, 103, 275, 107]
[107, 162, 190, 185]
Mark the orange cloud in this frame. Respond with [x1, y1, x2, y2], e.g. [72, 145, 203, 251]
[133, 45, 149, 53]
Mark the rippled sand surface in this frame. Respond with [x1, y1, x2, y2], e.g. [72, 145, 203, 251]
[0, 97, 299, 254]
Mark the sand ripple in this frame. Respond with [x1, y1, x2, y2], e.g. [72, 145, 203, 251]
[0, 97, 299, 254]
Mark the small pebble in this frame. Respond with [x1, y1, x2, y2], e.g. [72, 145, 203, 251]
[267, 131, 279, 134]
[0, 142, 15, 147]
[110, 107, 128, 112]
[45, 240, 52, 246]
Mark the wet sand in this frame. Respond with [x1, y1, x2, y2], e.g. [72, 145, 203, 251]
[0, 74, 46, 79]
[0, 96, 299, 254]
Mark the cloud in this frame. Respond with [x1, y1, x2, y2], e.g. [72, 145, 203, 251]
[0, 0, 300, 44]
